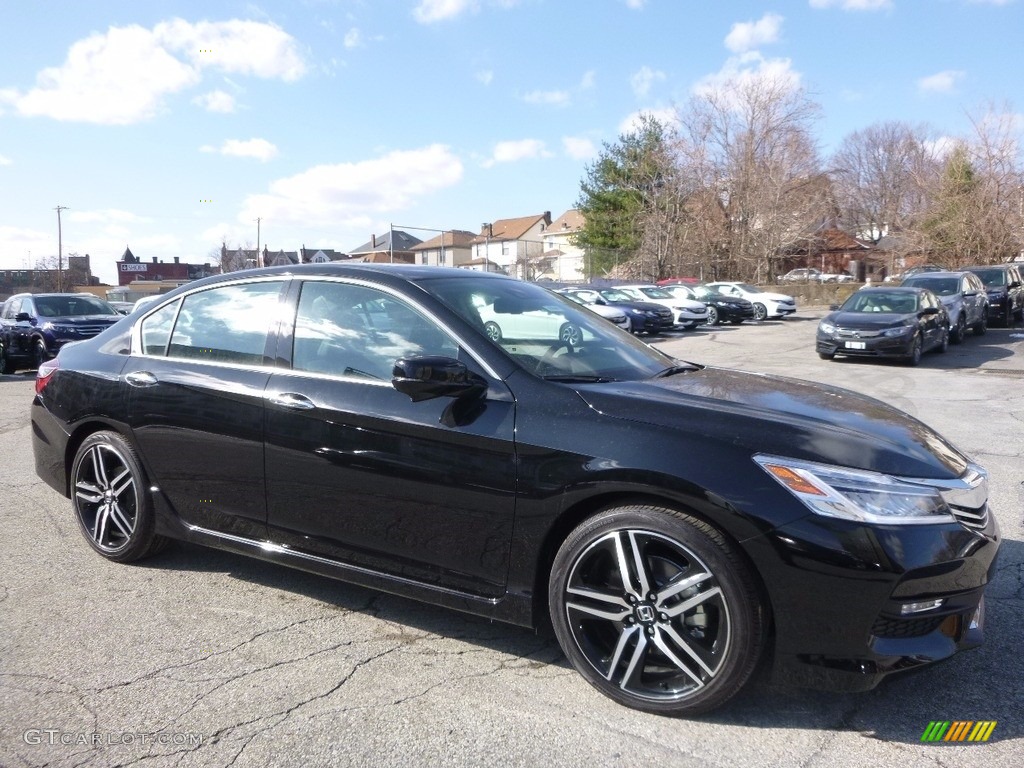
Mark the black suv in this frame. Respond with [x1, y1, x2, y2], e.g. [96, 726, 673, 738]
[964, 264, 1024, 326]
[0, 293, 122, 374]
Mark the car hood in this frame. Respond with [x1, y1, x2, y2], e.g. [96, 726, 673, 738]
[750, 291, 793, 302]
[610, 300, 671, 313]
[575, 366, 968, 479]
[823, 311, 913, 330]
[670, 298, 707, 311]
[46, 314, 121, 325]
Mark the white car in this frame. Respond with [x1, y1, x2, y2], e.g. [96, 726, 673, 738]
[704, 282, 797, 320]
[614, 285, 709, 329]
[555, 290, 631, 331]
[476, 298, 585, 346]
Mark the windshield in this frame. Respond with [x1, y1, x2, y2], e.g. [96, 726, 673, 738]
[734, 284, 761, 293]
[841, 291, 919, 314]
[597, 289, 633, 303]
[34, 295, 119, 317]
[970, 269, 1005, 287]
[427, 276, 673, 381]
[638, 287, 671, 299]
[904, 277, 958, 296]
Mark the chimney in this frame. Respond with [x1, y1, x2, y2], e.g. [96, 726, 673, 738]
[152, 257, 158, 263]
[173, 257, 180, 264]
[543, 211, 552, 224]
[371, 234, 376, 248]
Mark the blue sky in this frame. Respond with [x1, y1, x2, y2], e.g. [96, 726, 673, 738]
[1, 0, 1021, 286]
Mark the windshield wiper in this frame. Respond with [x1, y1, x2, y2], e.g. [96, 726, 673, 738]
[654, 363, 701, 378]
[542, 374, 617, 383]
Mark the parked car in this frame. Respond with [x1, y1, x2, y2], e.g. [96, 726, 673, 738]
[900, 271, 988, 343]
[661, 283, 755, 325]
[613, 284, 709, 329]
[32, 263, 998, 716]
[816, 286, 949, 365]
[819, 271, 855, 283]
[476, 297, 583, 347]
[553, 289, 631, 331]
[0, 292, 122, 374]
[108, 301, 135, 315]
[780, 268, 822, 282]
[704, 282, 797, 320]
[559, 287, 675, 335]
[886, 264, 944, 283]
[964, 264, 1024, 327]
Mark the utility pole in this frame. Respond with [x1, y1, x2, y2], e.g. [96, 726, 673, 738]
[54, 205, 68, 291]
[255, 217, 262, 268]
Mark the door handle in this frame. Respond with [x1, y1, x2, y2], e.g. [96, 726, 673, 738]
[124, 371, 158, 387]
[269, 392, 316, 410]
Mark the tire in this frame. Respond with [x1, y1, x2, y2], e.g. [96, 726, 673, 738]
[973, 311, 987, 336]
[752, 303, 767, 321]
[548, 505, 767, 716]
[33, 339, 48, 370]
[483, 321, 502, 343]
[70, 431, 168, 563]
[951, 314, 966, 344]
[937, 326, 949, 353]
[559, 322, 582, 348]
[705, 306, 719, 326]
[0, 344, 14, 375]
[730, 319, 745, 325]
[906, 335, 923, 366]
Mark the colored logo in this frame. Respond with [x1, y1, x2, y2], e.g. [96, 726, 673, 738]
[921, 721, 996, 742]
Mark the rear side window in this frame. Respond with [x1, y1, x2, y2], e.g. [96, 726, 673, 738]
[139, 299, 182, 356]
[163, 282, 284, 365]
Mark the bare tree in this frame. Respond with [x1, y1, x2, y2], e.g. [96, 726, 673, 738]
[676, 75, 829, 282]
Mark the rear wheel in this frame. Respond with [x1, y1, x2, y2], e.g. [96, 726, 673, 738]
[549, 505, 766, 716]
[483, 321, 502, 343]
[559, 322, 582, 348]
[70, 431, 168, 563]
[973, 312, 987, 336]
[752, 303, 768, 321]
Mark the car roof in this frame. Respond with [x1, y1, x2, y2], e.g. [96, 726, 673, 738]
[902, 271, 973, 279]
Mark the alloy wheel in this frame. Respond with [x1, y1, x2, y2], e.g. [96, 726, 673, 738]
[74, 442, 140, 553]
[706, 307, 719, 326]
[752, 303, 767, 321]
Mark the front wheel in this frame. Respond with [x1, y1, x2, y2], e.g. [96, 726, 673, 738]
[752, 303, 767, 321]
[705, 306, 719, 326]
[973, 312, 987, 336]
[818, 351, 834, 360]
[71, 431, 168, 563]
[483, 321, 502, 343]
[548, 505, 767, 716]
[951, 315, 966, 344]
[0, 344, 14, 374]
[559, 322, 582, 347]
[32, 339, 48, 370]
[906, 334, 923, 366]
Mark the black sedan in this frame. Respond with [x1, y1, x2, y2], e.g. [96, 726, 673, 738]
[661, 283, 755, 325]
[32, 264, 998, 716]
[556, 286, 675, 335]
[816, 287, 950, 365]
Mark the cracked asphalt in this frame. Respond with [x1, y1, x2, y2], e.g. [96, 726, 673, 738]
[1, 308, 1022, 767]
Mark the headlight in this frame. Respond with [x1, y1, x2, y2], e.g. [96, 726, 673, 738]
[880, 325, 912, 337]
[818, 321, 836, 334]
[714, 300, 729, 307]
[755, 455, 955, 525]
[644, 310, 660, 317]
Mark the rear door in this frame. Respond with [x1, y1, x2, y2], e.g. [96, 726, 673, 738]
[263, 278, 517, 597]
[124, 279, 287, 538]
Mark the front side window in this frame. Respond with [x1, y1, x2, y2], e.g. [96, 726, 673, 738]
[292, 281, 459, 381]
[165, 281, 284, 365]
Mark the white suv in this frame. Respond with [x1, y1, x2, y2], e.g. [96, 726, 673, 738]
[614, 285, 709, 328]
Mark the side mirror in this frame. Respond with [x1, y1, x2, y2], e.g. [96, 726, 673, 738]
[392, 356, 486, 403]
[921, 306, 940, 316]
[15, 312, 32, 322]
[829, 304, 840, 311]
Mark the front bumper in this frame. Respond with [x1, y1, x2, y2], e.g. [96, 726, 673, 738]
[746, 507, 1000, 691]
[817, 332, 914, 359]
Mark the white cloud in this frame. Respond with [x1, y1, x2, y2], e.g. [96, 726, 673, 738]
[693, 52, 802, 100]
[725, 13, 784, 53]
[482, 139, 552, 168]
[240, 144, 463, 227]
[630, 66, 665, 98]
[153, 19, 306, 81]
[563, 136, 598, 160]
[193, 89, 236, 113]
[809, 0, 892, 10]
[201, 138, 279, 162]
[579, 70, 596, 90]
[619, 107, 679, 135]
[413, 0, 480, 23]
[523, 89, 570, 106]
[0, 225, 54, 270]
[68, 209, 150, 225]
[476, 69, 494, 85]
[0, 154, 11, 166]
[918, 70, 965, 94]
[0, 19, 305, 125]
[625, 0, 647, 8]
[924, 136, 959, 160]
[344, 28, 362, 48]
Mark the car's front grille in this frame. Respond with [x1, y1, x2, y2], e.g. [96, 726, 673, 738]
[836, 328, 882, 338]
[871, 615, 945, 638]
[70, 324, 115, 336]
[950, 504, 989, 532]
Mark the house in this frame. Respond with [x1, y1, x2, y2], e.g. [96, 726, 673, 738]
[410, 230, 476, 268]
[347, 231, 422, 264]
[781, 228, 885, 281]
[538, 209, 587, 282]
[300, 246, 348, 264]
[470, 212, 553, 279]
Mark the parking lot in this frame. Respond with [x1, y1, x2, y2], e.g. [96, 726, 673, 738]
[1, 307, 1021, 767]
